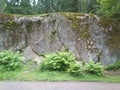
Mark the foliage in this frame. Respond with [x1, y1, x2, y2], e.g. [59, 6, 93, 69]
[2, 0, 99, 15]
[67, 63, 83, 76]
[0, 50, 22, 71]
[39, 52, 105, 76]
[106, 60, 120, 71]
[1, 0, 120, 19]
[77, 0, 98, 13]
[98, 0, 120, 17]
[84, 60, 104, 76]
[0, 0, 6, 12]
[4, 0, 34, 15]
[39, 51, 75, 71]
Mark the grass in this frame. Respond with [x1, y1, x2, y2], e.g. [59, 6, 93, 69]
[0, 69, 120, 83]
[0, 60, 120, 83]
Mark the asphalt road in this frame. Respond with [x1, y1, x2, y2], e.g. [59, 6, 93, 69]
[0, 81, 120, 90]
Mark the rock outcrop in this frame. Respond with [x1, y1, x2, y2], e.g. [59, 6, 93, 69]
[23, 47, 43, 64]
[0, 13, 120, 65]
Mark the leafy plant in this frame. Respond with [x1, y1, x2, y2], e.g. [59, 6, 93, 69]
[39, 51, 75, 71]
[0, 50, 23, 71]
[67, 63, 82, 76]
[106, 60, 120, 71]
[84, 60, 104, 76]
[98, 0, 120, 17]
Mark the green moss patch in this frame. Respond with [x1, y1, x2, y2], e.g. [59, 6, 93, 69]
[62, 13, 84, 30]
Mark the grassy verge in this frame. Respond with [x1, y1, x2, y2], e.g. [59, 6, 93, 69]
[0, 69, 120, 83]
[0, 58, 120, 83]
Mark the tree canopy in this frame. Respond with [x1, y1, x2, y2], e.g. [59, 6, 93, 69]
[98, 0, 120, 17]
[0, 0, 119, 18]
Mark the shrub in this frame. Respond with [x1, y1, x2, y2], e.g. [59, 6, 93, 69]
[106, 60, 120, 71]
[84, 60, 104, 76]
[67, 63, 82, 76]
[0, 50, 23, 71]
[39, 51, 75, 71]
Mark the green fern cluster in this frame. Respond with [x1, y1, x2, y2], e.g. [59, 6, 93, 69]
[67, 63, 82, 76]
[39, 52, 104, 76]
[0, 50, 22, 71]
[39, 52, 75, 71]
[106, 60, 120, 71]
[84, 60, 104, 76]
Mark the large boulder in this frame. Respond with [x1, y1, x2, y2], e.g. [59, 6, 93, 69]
[0, 13, 120, 65]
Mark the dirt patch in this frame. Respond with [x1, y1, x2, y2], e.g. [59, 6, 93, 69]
[105, 71, 120, 76]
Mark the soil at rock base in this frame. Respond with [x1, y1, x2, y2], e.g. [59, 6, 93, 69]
[105, 71, 120, 76]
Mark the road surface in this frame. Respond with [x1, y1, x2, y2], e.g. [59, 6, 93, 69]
[0, 81, 120, 90]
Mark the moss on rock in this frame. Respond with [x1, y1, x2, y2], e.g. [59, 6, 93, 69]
[99, 17, 120, 51]
[62, 13, 84, 30]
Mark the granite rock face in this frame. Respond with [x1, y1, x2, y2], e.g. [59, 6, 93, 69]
[22, 47, 43, 64]
[0, 13, 120, 65]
